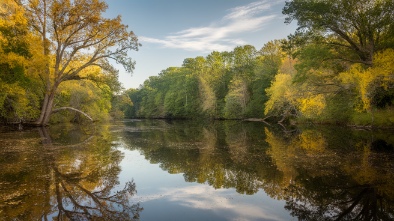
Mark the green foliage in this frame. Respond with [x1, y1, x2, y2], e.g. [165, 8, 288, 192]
[125, 44, 284, 120]
[111, 93, 133, 120]
[317, 92, 354, 123]
[0, 81, 40, 122]
[283, 0, 394, 65]
[351, 108, 394, 127]
[272, 0, 394, 126]
[243, 78, 267, 118]
[51, 80, 112, 123]
[1, 0, 393, 127]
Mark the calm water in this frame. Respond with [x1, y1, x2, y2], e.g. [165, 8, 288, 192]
[0, 120, 393, 221]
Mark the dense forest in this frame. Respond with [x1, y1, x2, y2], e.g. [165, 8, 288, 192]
[123, 0, 394, 127]
[1, 0, 394, 127]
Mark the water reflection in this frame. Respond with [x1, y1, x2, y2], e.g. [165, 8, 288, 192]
[0, 124, 141, 220]
[122, 120, 280, 196]
[266, 127, 394, 221]
[1, 120, 393, 220]
[121, 120, 394, 220]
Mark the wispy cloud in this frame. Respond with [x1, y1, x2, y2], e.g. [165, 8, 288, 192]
[140, 0, 281, 52]
[136, 185, 286, 221]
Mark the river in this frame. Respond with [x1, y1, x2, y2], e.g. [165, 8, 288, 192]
[0, 120, 393, 220]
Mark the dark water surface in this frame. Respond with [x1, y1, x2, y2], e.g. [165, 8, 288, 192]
[1, 120, 393, 220]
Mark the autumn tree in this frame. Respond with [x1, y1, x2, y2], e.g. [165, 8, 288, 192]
[264, 70, 299, 122]
[338, 49, 394, 124]
[0, 0, 43, 122]
[277, 0, 394, 125]
[23, 0, 139, 126]
[245, 40, 284, 117]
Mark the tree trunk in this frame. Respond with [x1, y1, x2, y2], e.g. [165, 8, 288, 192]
[34, 0, 52, 127]
[42, 92, 56, 125]
[35, 93, 49, 125]
[34, 90, 56, 126]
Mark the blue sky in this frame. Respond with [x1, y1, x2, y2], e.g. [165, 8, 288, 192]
[105, 0, 297, 89]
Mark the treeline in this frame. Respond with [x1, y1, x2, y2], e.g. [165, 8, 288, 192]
[124, 0, 394, 126]
[1, 0, 393, 127]
[124, 43, 280, 119]
[0, 0, 138, 125]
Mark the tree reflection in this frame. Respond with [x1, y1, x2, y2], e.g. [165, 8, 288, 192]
[0, 124, 142, 220]
[265, 127, 394, 221]
[23, 120, 390, 220]
[51, 167, 140, 220]
[284, 179, 394, 221]
[121, 120, 283, 195]
[120, 120, 394, 220]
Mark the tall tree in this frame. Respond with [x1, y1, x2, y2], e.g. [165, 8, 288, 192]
[224, 45, 257, 118]
[283, 0, 394, 65]
[23, 0, 139, 126]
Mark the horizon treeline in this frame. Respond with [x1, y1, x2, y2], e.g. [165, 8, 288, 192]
[1, 0, 393, 126]
[123, 0, 394, 126]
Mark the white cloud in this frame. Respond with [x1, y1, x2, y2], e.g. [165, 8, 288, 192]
[140, 0, 281, 52]
[136, 185, 287, 221]
[223, 1, 273, 20]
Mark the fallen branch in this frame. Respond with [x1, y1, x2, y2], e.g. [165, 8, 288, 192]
[52, 107, 94, 122]
[243, 118, 272, 126]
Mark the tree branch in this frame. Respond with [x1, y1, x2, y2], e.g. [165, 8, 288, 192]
[52, 107, 93, 121]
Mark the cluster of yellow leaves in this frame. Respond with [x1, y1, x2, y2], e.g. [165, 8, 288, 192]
[264, 73, 296, 115]
[0, 0, 26, 22]
[264, 128, 298, 196]
[339, 49, 394, 111]
[1, 0, 46, 76]
[265, 56, 328, 118]
[0, 0, 28, 66]
[297, 94, 326, 118]
[265, 71, 327, 119]
[297, 130, 326, 153]
[0, 0, 27, 35]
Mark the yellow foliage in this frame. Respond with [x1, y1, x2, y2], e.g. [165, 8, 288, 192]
[0, 0, 45, 80]
[0, 0, 30, 67]
[298, 93, 326, 118]
[265, 57, 333, 119]
[0, 82, 39, 120]
[372, 49, 394, 89]
[339, 49, 394, 111]
[279, 56, 297, 75]
[339, 64, 374, 110]
[297, 130, 326, 153]
[264, 73, 297, 115]
[265, 128, 299, 192]
[0, 0, 27, 29]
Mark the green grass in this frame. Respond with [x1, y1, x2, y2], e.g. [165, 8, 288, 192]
[351, 107, 394, 127]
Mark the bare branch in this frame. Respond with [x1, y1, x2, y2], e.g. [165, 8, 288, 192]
[52, 107, 93, 121]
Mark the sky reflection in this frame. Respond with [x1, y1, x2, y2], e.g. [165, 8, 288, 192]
[119, 147, 291, 221]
